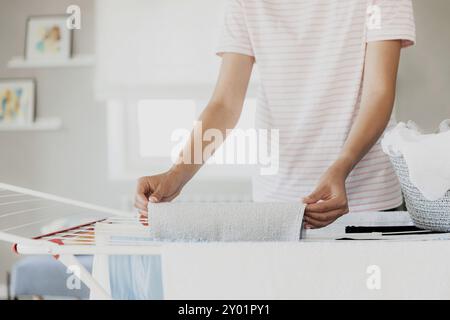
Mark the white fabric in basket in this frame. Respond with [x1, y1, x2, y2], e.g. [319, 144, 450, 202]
[382, 121, 450, 201]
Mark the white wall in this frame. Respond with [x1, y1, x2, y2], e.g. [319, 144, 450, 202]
[0, 0, 449, 293]
[395, 0, 450, 131]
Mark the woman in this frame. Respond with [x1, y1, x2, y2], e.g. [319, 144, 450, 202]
[135, 0, 416, 229]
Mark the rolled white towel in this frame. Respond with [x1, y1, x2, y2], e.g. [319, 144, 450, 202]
[147, 202, 305, 242]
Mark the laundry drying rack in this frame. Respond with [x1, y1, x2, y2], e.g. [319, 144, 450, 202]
[0, 183, 162, 299]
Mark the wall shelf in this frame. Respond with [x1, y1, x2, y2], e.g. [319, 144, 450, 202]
[7, 54, 95, 69]
[0, 118, 62, 131]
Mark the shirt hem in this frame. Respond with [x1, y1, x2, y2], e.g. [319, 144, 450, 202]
[216, 48, 255, 58]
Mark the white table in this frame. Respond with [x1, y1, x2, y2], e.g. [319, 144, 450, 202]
[160, 211, 450, 300]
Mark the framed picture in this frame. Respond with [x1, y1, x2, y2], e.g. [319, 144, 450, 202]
[25, 15, 72, 61]
[0, 79, 36, 125]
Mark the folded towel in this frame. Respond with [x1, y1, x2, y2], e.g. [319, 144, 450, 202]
[382, 120, 450, 201]
[147, 202, 305, 242]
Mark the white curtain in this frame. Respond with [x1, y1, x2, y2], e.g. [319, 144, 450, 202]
[95, 0, 227, 100]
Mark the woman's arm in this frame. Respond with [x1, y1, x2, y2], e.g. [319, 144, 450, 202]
[135, 53, 254, 214]
[172, 53, 255, 182]
[303, 40, 402, 228]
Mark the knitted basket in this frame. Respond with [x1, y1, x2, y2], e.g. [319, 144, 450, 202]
[389, 155, 450, 231]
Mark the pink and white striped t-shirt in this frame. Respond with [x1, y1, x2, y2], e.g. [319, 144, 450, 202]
[217, 0, 416, 211]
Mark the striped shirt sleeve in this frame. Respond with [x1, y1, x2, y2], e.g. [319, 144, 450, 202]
[366, 0, 416, 48]
[216, 0, 254, 57]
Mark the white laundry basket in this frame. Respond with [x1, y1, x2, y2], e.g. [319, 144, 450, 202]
[389, 154, 450, 231]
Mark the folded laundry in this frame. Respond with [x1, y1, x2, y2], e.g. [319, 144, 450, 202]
[382, 120, 450, 201]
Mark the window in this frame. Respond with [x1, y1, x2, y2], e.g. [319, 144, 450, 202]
[107, 98, 257, 180]
[138, 99, 197, 158]
[96, 0, 260, 181]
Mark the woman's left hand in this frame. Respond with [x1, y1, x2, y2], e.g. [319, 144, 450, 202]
[302, 163, 350, 229]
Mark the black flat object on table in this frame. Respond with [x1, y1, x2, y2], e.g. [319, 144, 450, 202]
[345, 225, 446, 235]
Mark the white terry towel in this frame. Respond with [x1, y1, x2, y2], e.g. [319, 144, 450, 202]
[147, 202, 305, 242]
[382, 120, 450, 201]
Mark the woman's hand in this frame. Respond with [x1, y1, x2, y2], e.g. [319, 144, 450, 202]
[303, 161, 350, 229]
[134, 169, 187, 217]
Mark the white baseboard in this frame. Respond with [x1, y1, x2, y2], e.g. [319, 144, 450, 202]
[0, 284, 8, 300]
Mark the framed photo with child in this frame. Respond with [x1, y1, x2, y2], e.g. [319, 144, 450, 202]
[25, 15, 72, 61]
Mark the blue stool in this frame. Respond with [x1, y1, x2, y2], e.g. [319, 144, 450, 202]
[9, 255, 93, 299]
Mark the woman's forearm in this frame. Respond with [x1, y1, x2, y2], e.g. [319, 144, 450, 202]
[170, 101, 243, 183]
[168, 53, 254, 184]
[335, 90, 396, 177]
[333, 40, 402, 178]
[304, 41, 402, 227]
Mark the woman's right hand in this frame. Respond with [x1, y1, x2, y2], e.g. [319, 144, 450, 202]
[134, 169, 187, 216]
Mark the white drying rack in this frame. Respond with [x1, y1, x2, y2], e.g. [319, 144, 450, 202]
[0, 183, 162, 300]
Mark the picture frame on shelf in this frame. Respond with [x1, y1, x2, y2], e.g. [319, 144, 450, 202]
[0, 79, 36, 126]
[25, 15, 73, 62]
